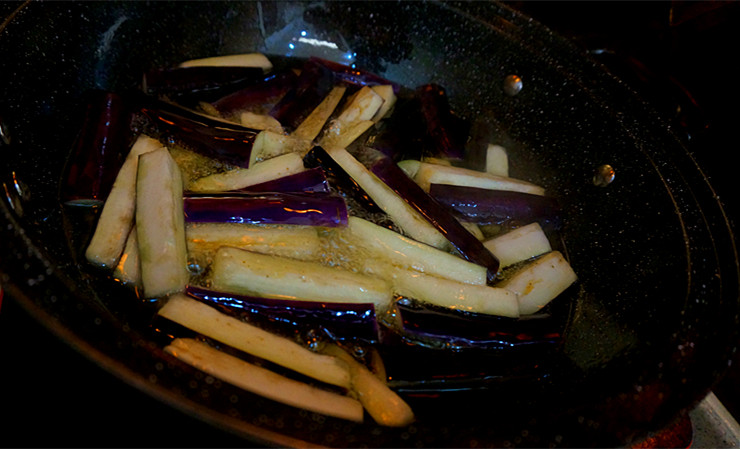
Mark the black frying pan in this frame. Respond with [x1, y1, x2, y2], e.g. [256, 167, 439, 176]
[1, 1, 738, 447]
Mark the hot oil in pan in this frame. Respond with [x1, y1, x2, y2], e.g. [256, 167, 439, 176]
[57, 57, 581, 421]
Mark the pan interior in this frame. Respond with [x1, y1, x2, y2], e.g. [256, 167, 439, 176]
[1, 2, 737, 447]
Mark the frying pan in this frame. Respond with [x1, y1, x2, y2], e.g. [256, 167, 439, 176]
[1, 1, 738, 447]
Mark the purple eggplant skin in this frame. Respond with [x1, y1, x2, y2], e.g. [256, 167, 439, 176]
[59, 90, 135, 205]
[183, 192, 348, 227]
[429, 184, 562, 229]
[303, 146, 385, 214]
[134, 93, 260, 168]
[461, 116, 498, 172]
[394, 300, 562, 351]
[269, 59, 337, 132]
[210, 69, 299, 116]
[184, 285, 379, 343]
[365, 91, 426, 162]
[376, 300, 565, 392]
[135, 92, 255, 131]
[366, 86, 469, 163]
[266, 57, 399, 132]
[143, 66, 266, 104]
[309, 56, 402, 94]
[417, 84, 470, 161]
[367, 152, 500, 283]
[238, 167, 330, 193]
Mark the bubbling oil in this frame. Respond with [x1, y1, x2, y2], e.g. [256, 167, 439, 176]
[61, 56, 575, 402]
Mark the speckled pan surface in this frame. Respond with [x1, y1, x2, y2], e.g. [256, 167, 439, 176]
[1, 1, 738, 447]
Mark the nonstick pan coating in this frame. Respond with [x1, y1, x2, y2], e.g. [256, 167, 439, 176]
[1, 2, 738, 447]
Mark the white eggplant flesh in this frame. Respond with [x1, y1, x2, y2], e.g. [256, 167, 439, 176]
[158, 294, 352, 388]
[370, 85, 396, 122]
[497, 250, 577, 315]
[292, 85, 347, 141]
[413, 161, 546, 196]
[135, 147, 189, 298]
[210, 246, 393, 311]
[319, 119, 374, 150]
[341, 216, 486, 285]
[112, 225, 141, 287]
[458, 220, 485, 241]
[164, 338, 364, 423]
[324, 147, 448, 249]
[335, 85, 384, 125]
[188, 151, 306, 193]
[169, 146, 231, 190]
[186, 222, 322, 261]
[318, 86, 384, 150]
[178, 53, 273, 71]
[85, 135, 163, 268]
[386, 266, 520, 318]
[250, 131, 312, 165]
[397, 159, 421, 179]
[485, 144, 509, 177]
[483, 222, 552, 268]
[322, 343, 414, 427]
[239, 111, 284, 133]
[366, 347, 388, 383]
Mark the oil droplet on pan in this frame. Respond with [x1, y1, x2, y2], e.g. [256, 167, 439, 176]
[503, 74, 523, 96]
[593, 164, 616, 186]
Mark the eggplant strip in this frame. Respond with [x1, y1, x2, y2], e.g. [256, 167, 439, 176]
[321, 343, 414, 427]
[211, 69, 298, 117]
[158, 294, 352, 388]
[239, 166, 330, 193]
[136, 93, 261, 168]
[339, 216, 487, 285]
[186, 222, 323, 261]
[185, 285, 379, 343]
[305, 146, 448, 249]
[187, 151, 306, 192]
[429, 183, 561, 227]
[412, 161, 546, 196]
[60, 90, 134, 205]
[369, 154, 500, 282]
[183, 192, 348, 228]
[85, 135, 163, 269]
[135, 147, 189, 298]
[210, 246, 393, 311]
[483, 222, 552, 268]
[496, 251, 577, 315]
[142, 66, 265, 101]
[165, 338, 364, 423]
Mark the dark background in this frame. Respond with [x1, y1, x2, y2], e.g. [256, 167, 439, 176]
[1, 1, 739, 447]
[508, 0, 740, 424]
